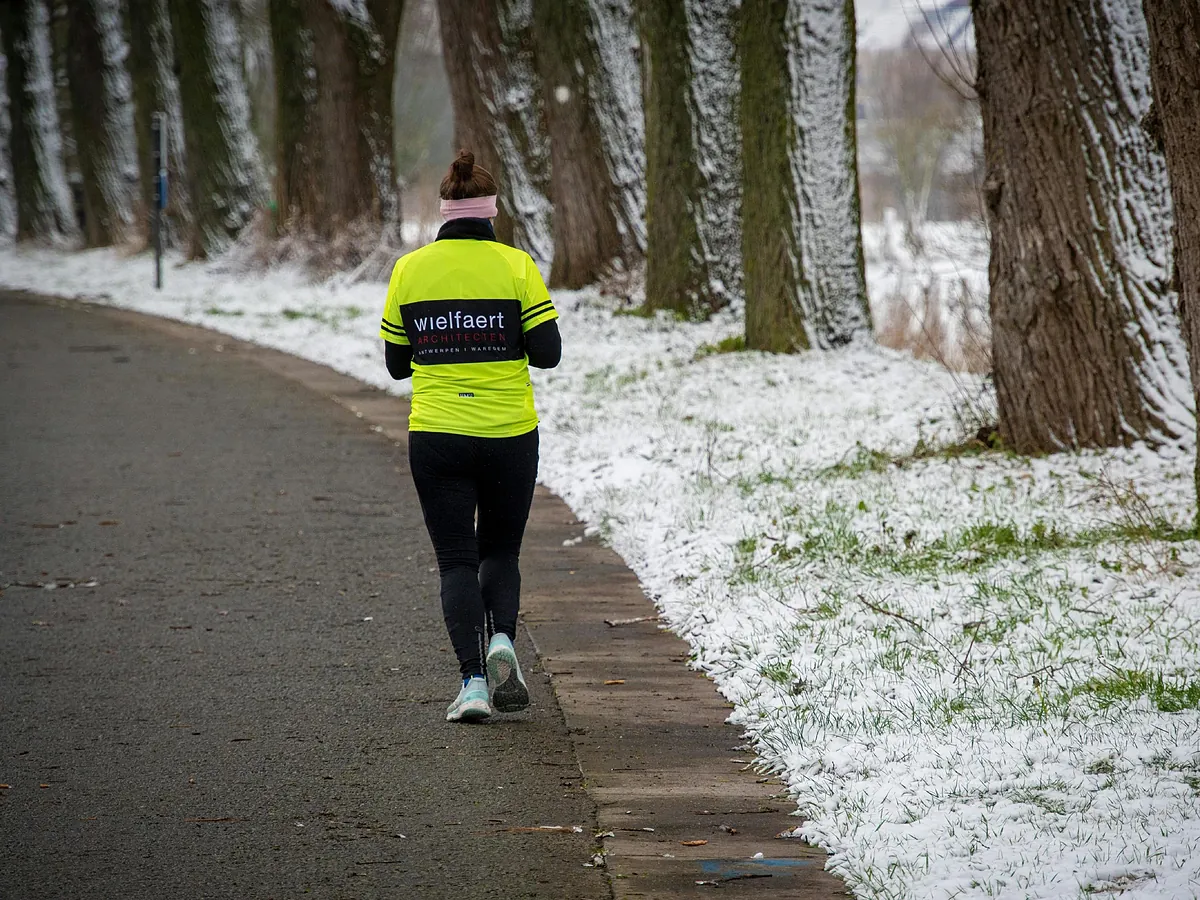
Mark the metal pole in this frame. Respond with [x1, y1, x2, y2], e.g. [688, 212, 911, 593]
[151, 113, 165, 290]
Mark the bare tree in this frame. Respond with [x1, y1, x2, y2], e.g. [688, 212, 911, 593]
[531, 0, 643, 288]
[166, 0, 266, 257]
[0, 0, 77, 242]
[639, 0, 740, 318]
[740, 0, 869, 350]
[269, 0, 403, 251]
[438, 0, 552, 266]
[973, 0, 1192, 452]
[860, 42, 975, 249]
[1142, 0, 1200, 508]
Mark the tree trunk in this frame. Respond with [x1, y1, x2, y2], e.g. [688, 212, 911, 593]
[0, 48, 14, 242]
[166, 0, 266, 257]
[1142, 0, 1200, 511]
[741, 0, 869, 350]
[639, 0, 740, 318]
[973, 0, 1192, 452]
[126, 0, 191, 245]
[531, 0, 642, 288]
[269, 0, 402, 245]
[437, 0, 552, 267]
[63, 0, 137, 247]
[0, 0, 77, 242]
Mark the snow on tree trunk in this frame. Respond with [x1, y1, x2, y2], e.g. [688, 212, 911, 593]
[0, 0, 77, 242]
[125, 0, 191, 246]
[437, 0, 552, 268]
[167, 0, 266, 258]
[531, 0, 642, 288]
[1142, 0, 1200, 503]
[639, 0, 740, 317]
[587, 0, 646, 255]
[0, 43, 16, 243]
[269, 0, 402, 246]
[64, 0, 137, 247]
[975, 0, 1193, 453]
[741, 0, 869, 351]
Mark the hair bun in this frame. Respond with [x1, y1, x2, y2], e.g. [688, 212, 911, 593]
[451, 150, 475, 181]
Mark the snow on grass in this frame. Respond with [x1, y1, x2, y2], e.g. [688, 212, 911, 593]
[2, 241, 1199, 900]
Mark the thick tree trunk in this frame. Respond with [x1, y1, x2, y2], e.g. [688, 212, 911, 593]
[974, 0, 1192, 452]
[0, 49, 14, 242]
[126, 0, 190, 244]
[437, 0, 552, 267]
[531, 0, 641, 288]
[167, 0, 266, 257]
[741, 0, 869, 351]
[0, 0, 76, 242]
[1142, 0, 1200, 510]
[269, 0, 402, 244]
[64, 0, 136, 247]
[639, 0, 740, 317]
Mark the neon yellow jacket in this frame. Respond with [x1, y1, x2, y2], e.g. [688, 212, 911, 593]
[380, 236, 557, 438]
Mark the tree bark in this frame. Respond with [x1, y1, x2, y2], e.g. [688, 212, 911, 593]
[0, 0, 77, 242]
[269, 0, 402, 244]
[741, 0, 869, 351]
[167, 0, 266, 257]
[638, 0, 739, 318]
[973, 0, 1192, 452]
[531, 0, 641, 288]
[437, 0, 552, 267]
[1142, 0, 1200, 510]
[125, 0, 190, 244]
[63, 0, 137, 247]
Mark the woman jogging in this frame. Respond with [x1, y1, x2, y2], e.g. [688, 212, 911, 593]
[380, 150, 561, 723]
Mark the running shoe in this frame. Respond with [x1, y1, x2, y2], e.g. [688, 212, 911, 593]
[446, 675, 491, 722]
[485, 633, 529, 713]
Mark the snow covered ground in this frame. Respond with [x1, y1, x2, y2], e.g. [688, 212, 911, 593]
[2, 234, 1198, 900]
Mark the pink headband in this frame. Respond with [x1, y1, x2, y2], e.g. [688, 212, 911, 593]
[440, 195, 499, 220]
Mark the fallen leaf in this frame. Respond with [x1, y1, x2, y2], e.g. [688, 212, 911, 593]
[604, 679, 625, 686]
[0, 784, 10, 789]
[99, 520, 120, 526]
[681, 840, 709, 846]
[39, 784, 50, 789]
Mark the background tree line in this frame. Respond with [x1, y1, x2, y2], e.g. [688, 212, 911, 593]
[2, 0, 1200, 499]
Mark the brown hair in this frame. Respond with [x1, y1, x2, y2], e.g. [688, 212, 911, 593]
[439, 149, 498, 200]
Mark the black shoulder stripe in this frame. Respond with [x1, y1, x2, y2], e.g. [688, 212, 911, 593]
[381, 320, 406, 337]
[521, 300, 555, 322]
[382, 315, 404, 330]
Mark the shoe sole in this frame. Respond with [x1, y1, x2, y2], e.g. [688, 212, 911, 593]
[446, 697, 491, 723]
[486, 644, 529, 713]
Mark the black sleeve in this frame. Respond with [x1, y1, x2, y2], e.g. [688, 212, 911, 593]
[384, 341, 413, 380]
[524, 319, 562, 369]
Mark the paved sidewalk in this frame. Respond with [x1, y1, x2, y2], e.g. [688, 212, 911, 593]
[0, 294, 606, 900]
[2, 292, 848, 899]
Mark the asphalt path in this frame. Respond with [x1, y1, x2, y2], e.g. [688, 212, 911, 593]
[0, 293, 609, 900]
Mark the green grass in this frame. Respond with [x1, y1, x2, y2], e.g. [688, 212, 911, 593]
[694, 334, 746, 359]
[205, 306, 244, 317]
[819, 442, 895, 479]
[749, 503, 1193, 581]
[1071, 669, 1200, 713]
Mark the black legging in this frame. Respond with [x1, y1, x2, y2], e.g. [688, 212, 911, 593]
[408, 428, 539, 678]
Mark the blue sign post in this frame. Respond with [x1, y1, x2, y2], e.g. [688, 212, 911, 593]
[151, 113, 167, 290]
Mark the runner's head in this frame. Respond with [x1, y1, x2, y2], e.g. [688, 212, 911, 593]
[439, 149, 499, 220]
